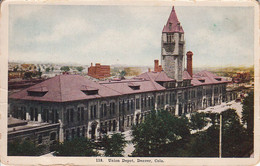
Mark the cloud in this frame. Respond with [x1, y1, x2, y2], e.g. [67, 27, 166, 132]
[8, 5, 254, 67]
[33, 18, 95, 43]
[77, 26, 160, 65]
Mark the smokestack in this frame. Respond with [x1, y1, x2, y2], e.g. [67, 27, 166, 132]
[154, 60, 159, 72]
[158, 65, 162, 72]
[186, 51, 193, 77]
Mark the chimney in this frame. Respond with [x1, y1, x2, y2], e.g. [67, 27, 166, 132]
[148, 68, 151, 72]
[158, 65, 162, 72]
[186, 51, 193, 77]
[154, 60, 159, 72]
[91, 63, 93, 66]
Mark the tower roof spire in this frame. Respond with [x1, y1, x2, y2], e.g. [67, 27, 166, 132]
[162, 6, 184, 33]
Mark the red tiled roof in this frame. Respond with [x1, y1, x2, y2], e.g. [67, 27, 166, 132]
[10, 74, 166, 102]
[191, 70, 229, 86]
[9, 71, 228, 102]
[162, 6, 184, 33]
[9, 75, 121, 102]
[183, 70, 192, 80]
[136, 71, 175, 82]
[100, 79, 165, 95]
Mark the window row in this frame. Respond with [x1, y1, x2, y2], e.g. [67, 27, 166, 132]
[65, 127, 85, 141]
[100, 102, 116, 118]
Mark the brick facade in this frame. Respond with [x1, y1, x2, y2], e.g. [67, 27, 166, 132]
[88, 63, 110, 79]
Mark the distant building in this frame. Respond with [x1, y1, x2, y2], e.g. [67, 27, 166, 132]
[232, 72, 251, 83]
[8, 117, 59, 149]
[88, 63, 110, 79]
[8, 71, 25, 80]
[21, 64, 37, 71]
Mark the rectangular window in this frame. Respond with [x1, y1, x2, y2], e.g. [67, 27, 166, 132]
[94, 105, 97, 118]
[122, 101, 125, 113]
[100, 104, 103, 118]
[50, 110, 54, 123]
[81, 107, 84, 121]
[131, 99, 134, 111]
[54, 109, 58, 123]
[34, 108, 38, 121]
[90, 106, 93, 119]
[103, 104, 107, 116]
[127, 100, 130, 112]
[30, 108, 34, 121]
[112, 103, 115, 115]
[151, 97, 154, 108]
[77, 108, 80, 121]
[82, 127, 85, 137]
[70, 109, 74, 122]
[166, 94, 169, 104]
[127, 116, 130, 127]
[136, 98, 140, 109]
[77, 128, 80, 137]
[157, 96, 160, 105]
[119, 102, 122, 114]
[161, 95, 164, 105]
[66, 109, 69, 124]
[109, 121, 112, 131]
[141, 98, 144, 109]
[108, 103, 111, 115]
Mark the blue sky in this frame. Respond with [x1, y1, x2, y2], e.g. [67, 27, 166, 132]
[9, 5, 254, 68]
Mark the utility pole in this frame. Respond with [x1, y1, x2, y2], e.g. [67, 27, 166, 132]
[219, 113, 222, 158]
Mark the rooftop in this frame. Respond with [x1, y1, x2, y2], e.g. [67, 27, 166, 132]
[162, 6, 184, 33]
[9, 70, 228, 102]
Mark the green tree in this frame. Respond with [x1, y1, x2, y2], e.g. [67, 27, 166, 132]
[119, 70, 126, 79]
[38, 68, 42, 78]
[184, 109, 251, 157]
[23, 71, 33, 79]
[183, 124, 219, 157]
[45, 67, 50, 73]
[189, 112, 208, 130]
[131, 110, 190, 157]
[101, 133, 127, 157]
[53, 137, 99, 156]
[242, 91, 254, 136]
[8, 139, 45, 156]
[221, 109, 250, 157]
[13, 66, 18, 72]
[60, 66, 70, 72]
[76, 66, 84, 72]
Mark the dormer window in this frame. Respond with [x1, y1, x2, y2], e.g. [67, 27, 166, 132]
[198, 79, 205, 83]
[128, 83, 140, 90]
[27, 87, 48, 97]
[81, 86, 99, 95]
[215, 78, 221, 81]
[169, 23, 172, 30]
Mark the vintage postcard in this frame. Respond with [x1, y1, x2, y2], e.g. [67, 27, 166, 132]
[0, 0, 259, 165]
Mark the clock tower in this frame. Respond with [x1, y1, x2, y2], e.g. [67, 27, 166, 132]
[161, 6, 185, 81]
